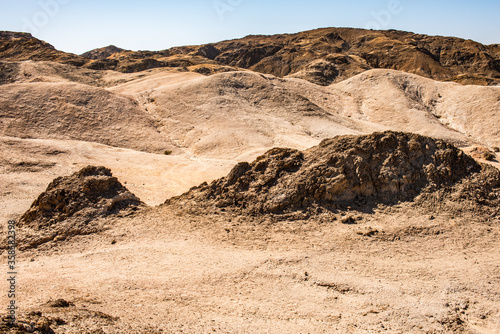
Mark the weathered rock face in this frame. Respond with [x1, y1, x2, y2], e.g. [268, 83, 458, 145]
[17, 166, 141, 248]
[176, 131, 493, 215]
[207, 28, 500, 86]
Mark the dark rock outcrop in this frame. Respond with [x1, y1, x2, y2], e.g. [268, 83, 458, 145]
[172, 131, 499, 216]
[17, 166, 142, 249]
[0, 31, 86, 66]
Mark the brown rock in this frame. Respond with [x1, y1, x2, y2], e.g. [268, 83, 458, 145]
[172, 131, 500, 216]
[16, 166, 142, 249]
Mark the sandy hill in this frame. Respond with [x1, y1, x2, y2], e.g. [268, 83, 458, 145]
[334, 70, 500, 148]
[108, 69, 500, 160]
[0, 80, 175, 153]
[2, 59, 498, 161]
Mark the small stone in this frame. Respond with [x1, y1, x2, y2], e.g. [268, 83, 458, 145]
[341, 216, 356, 225]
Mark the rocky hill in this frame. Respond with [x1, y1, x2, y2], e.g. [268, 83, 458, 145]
[81, 45, 126, 59]
[2, 28, 499, 85]
[0, 31, 86, 66]
[205, 28, 500, 86]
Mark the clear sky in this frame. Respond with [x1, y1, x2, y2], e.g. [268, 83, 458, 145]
[1, 0, 498, 54]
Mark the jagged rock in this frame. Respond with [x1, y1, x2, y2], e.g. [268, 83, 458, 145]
[0, 31, 86, 66]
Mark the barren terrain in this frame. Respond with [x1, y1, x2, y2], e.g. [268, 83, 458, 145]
[0, 29, 499, 333]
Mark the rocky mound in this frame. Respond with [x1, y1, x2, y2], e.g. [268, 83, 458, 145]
[172, 131, 499, 216]
[17, 166, 142, 249]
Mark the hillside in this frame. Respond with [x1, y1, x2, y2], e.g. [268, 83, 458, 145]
[2, 62, 498, 160]
[2, 28, 500, 86]
[0, 81, 175, 153]
[81, 45, 126, 60]
[0, 31, 86, 66]
[206, 28, 500, 86]
[108, 69, 500, 160]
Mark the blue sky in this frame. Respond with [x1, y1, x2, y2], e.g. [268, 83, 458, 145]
[1, 0, 498, 54]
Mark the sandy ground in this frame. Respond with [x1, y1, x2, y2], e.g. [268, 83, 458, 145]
[1, 206, 499, 333]
[0, 136, 236, 224]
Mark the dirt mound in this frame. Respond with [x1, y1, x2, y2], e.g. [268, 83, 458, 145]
[0, 302, 120, 334]
[0, 312, 55, 334]
[417, 162, 500, 217]
[17, 166, 142, 249]
[172, 131, 499, 216]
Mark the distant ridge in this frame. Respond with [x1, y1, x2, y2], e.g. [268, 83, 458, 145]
[1, 28, 499, 85]
[81, 45, 126, 60]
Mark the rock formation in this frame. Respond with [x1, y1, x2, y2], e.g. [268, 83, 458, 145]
[18, 166, 142, 249]
[172, 131, 499, 216]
